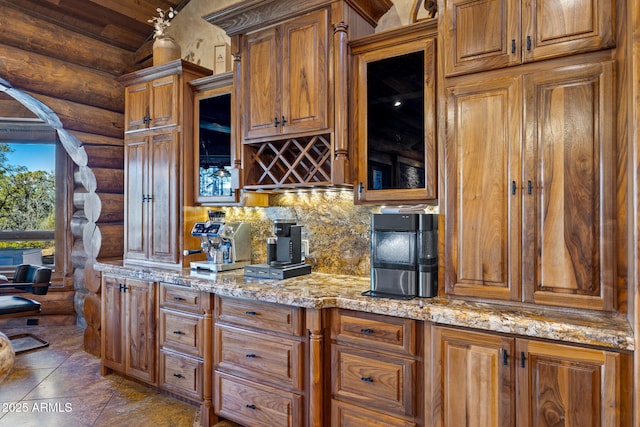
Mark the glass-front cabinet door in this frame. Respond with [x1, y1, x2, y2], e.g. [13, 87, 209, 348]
[190, 72, 239, 204]
[351, 22, 437, 204]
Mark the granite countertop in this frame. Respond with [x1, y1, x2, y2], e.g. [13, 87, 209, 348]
[94, 261, 634, 351]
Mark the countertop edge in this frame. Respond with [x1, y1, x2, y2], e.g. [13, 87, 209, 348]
[94, 262, 634, 351]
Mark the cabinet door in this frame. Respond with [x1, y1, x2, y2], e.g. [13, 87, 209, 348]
[124, 279, 156, 384]
[148, 132, 179, 264]
[354, 37, 437, 204]
[516, 340, 625, 427]
[150, 74, 179, 129]
[442, 0, 521, 76]
[280, 8, 328, 135]
[101, 275, 124, 372]
[243, 27, 280, 139]
[124, 136, 148, 261]
[522, 60, 615, 310]
[522, 0, 614, 63]
[432, 327, 514, 427]
[445, 75, 522, 300]
[124, 82, 150, 132]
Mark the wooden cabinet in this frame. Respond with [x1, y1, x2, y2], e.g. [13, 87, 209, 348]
[206, 0, 393, 189]
[213, 296, 306, 427]
[351, 21, 438, 204]
[441, 0, 615, 76]
[243, 9, 328, 140]
[124, 132, 179, 264]
[119, 60, 210, 269]
[330, 309, 422, 426]
[190, 72, 241, 205]
[101, 274, 156, 385]
[158, 283, 213, 424]
[432, 326, 630, 426]
[445, 56, 615, 311]
[124, 73, 179, 132]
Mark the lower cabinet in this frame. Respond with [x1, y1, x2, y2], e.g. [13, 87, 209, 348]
[330, 309, 423, 426]
[158, 283, 212, 407]
[101, 274, 157, 385]
[432, 326, 631, 427]
[213, 295, 306, 427]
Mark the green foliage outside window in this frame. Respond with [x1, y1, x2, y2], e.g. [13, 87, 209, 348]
[0, 144, 55, 252]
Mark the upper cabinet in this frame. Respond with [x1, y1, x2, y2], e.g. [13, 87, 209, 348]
[206, 0, 394, 190]
[351, 21, 438, 204]
[441, 0, 615, 76]
[124, 74, 179, 132]
[190, 72, 239, 205]
[243, 9, 328, 140]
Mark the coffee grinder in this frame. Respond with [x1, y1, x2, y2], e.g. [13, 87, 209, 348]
[244, 219, 311, 279]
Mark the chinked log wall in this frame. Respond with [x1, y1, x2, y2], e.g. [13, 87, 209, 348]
[0, 5, 138, 354]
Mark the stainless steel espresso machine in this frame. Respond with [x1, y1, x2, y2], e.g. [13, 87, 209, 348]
[183, 210, 251, 272]
[244, 219, 311, 279]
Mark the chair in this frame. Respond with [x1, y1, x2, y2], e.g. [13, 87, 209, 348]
[0, 264, 52, 353]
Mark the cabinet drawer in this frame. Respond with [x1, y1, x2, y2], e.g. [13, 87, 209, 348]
[159, 309, 204, 357]
[159, 349, 203, 402]
[215, 295, 303, 336]
[331, 309, 416, 355]
[331, 399, 417, 427]
[159, 283, 204, 313]
[215, 372, 302, 427]
[215, 324, 303, 390]
[332, 345, 416, 417]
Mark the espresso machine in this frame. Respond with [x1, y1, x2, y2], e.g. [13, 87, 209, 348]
[184, 210, 251, 272]
[244, 219, 311, 279]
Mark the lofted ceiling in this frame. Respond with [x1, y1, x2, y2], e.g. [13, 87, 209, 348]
[0, 0, 192, 52]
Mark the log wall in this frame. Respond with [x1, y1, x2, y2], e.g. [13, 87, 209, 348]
[0, 5, 134, 355]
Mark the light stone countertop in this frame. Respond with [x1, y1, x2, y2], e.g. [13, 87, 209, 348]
[94, 261, 634, 351]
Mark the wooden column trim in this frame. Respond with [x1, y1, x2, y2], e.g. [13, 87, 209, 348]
[306, 308, 325, 427]
[332, 21, 349, 185]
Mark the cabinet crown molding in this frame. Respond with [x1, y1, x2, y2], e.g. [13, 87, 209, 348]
[204, 0, 393, 36]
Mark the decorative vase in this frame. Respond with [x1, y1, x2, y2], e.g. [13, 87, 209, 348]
[153, 35, 181, 66]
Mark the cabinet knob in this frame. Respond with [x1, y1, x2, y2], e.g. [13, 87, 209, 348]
[173, 373, 184, 379]
[360, 376, 374, 383]
[173, 330, 184, 335]
[245, 353, 256, 358]
[245, 404, 257, 410]
[143, 115, 151, 124]
[526, 36, 532, 51]
[281, 115, 287, 127]
[173, 296, 185, 301]
[511, 39, 516, 54]
[360, 328, 374, 334]
[274, 117, 279, 127]
[245, 311, 257, 316]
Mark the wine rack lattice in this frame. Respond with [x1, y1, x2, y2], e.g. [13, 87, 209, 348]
[244, 134, 332, 188]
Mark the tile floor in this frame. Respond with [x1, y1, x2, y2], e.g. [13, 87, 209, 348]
[0, 325, 198, 427]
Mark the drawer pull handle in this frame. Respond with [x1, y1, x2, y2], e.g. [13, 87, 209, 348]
[360, 376, 374, 383]
[173, 296, 185, 301]
[245, 311, 257, 315]
[360, 328, 374, 334]
[173, 373, 184, 379]
[173, 330, 184, 335]
[245, 354, 256, 358]
[246, 404, 256, 410]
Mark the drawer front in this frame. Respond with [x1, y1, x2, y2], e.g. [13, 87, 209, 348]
[160, 309, 204, 357]
[159, 283, 204, 313]
[331, 399, 417, 427]
[215, 296, 303, 336]
[332, 345, 416, 416]
[332, 309, 416, 355]
[215, 372, 302, 427]
[159, 349, 203, 401]
[215, 324, 303, 390]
